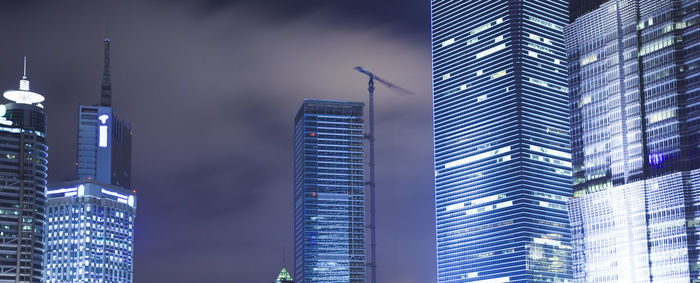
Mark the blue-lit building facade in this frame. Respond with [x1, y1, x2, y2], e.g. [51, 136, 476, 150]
[0, 67, 48, 282]
[43, 37, 137, 282]
[431, 0, 572, 282]
[566, 0, 700, 281]
[76, 38, 132, 189]
[293, 100, 365, 282]
[43, 180, 136, 282]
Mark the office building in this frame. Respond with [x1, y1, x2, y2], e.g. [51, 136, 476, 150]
[293, 99, 365, 282]
[0, 61, 48, 282]
[566, 0, 700, 281]
[44, 37, 137, 282]
[431, 0, 572, 282]
[77, 37, 132, 189]
[43, 180, 136, 282]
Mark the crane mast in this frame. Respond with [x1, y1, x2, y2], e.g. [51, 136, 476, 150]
[354, 66, 412, 283]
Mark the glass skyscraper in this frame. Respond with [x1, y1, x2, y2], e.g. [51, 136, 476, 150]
[77, 38, 132, 189]
[0, 63, 48, 283]
[566, 0, 700, 281]
[431, 1, 572, 282]
[43, 180, 136, 283]
[293, 99, 365, 282]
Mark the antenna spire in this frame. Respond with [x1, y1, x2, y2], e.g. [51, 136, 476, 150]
[22, 56, 27, 80]
[101, 37, 112, 107]
[19, 56, 30, 91]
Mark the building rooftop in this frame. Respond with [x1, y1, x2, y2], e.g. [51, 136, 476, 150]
[275, 268, 293, 283]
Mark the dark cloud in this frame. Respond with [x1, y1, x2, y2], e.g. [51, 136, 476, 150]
[0, 0, 434, 281]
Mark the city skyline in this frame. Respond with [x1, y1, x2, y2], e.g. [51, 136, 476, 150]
[1, 0, 696, 282]
[0, 0, 434, 281]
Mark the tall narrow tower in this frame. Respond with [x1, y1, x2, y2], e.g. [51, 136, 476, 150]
[76, 37, 132, 188]
[43, 38, 137, 282]
[0, 59, 48, 283]
[431, 1, 572, 282]
[293, 100, 366, 282]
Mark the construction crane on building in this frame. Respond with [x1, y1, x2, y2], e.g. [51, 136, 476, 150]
[354, 66, 413, 283]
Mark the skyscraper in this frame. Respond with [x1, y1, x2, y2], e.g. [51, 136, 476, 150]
[0, 60, 48, 282]
[431, 1, 572, 282]
[76, 38, 132, 189]
[43, 180, 136, 283]
[293, 100, 365, 282]
[44, 37, 137, 282]
[566, 0, 700, 281]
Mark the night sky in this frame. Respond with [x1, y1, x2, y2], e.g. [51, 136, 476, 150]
[0, 0, 434, 282]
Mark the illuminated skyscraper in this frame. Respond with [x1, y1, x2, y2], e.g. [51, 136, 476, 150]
[566, 0, 700, 281]
[293, 100, 365, 282]
[0, 60, 48, 283]
[431, 1, 572, 282]
[44, 37, 137, 282]
[76, 38, 132, 189]
[43, 180, 136, 283]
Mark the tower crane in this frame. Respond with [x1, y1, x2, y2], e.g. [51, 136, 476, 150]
[354, 66, 413, 283]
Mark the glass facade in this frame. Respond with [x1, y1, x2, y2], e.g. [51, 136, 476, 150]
[293, 100, 365, 282]
[0, 76, 48, 282]
[431, 0, 572, 282]
[43, 180, 136, 283]
[566, 0, 700, 281]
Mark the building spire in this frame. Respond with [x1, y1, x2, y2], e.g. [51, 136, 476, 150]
[101, 37, 112, 107]
[20, 56, 30, 91]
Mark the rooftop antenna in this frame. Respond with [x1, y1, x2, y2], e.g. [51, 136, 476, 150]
[354, 66, 413, 283]
[3, 56, 45, 104]
[22, 56, 27, 80]
[101, 37, 112, 107]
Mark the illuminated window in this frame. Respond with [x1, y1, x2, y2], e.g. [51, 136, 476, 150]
[99, 126, 108, 147]
[442, 38, 455, 47]
[476, 43, 506, 59]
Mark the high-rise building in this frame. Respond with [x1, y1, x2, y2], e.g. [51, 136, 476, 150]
[293, 99, 365, 282]
[431, 1, 572, 282]
[44, 37, 137, 282]
[76, 38, 132, 189]
[43, 180, 136, 283]
[0, 60, 48, 282]
[566, 0, 700, 281]
[275, 267, 294, 283]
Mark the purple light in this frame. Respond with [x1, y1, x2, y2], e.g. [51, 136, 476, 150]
[648, 153, 664, 165]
